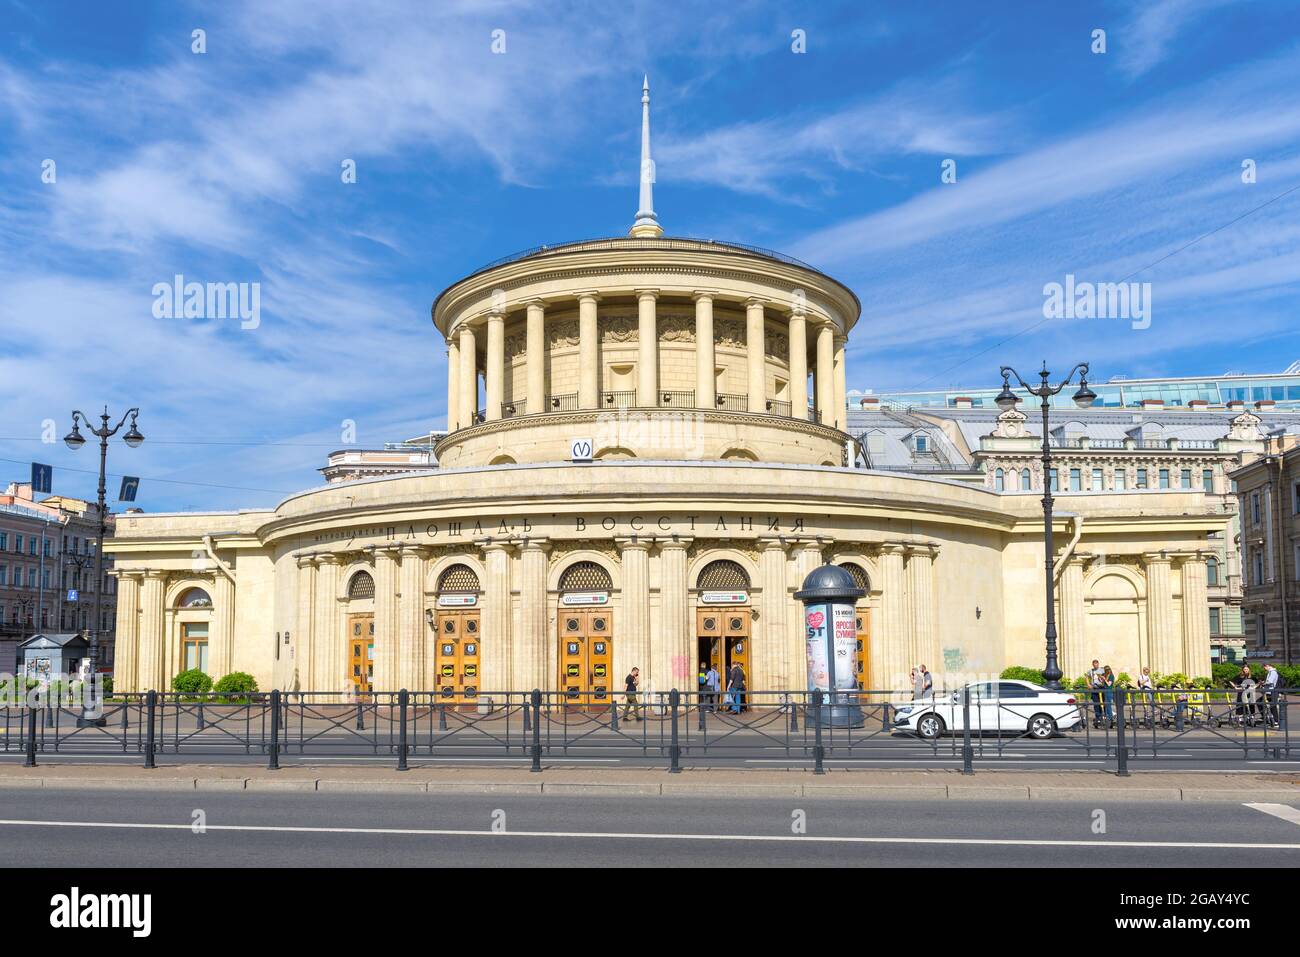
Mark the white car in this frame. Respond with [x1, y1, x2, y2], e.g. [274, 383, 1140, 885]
[892, 680, 1084, 740]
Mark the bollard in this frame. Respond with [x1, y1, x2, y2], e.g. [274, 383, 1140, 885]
[23, 705, 37, 768]
[1116, 687, 1129, 777]
[522, 693, 532, 733]
[961, 687, 974, 775]
[610, 697, 618, 731]
[789, 693, 799, 732]
[144, 690, 157, 769]
[669, 688, 681, 773]
[268, 689, 281, 770]
[355, 699, 365, 731]
[44, 692, 54, 729]
[698, 693, 707, 732]
[1174, 697, 1185, 732]
[438, 702, 448, 730]
[396, 689, 409, 771]
[812, 690, 825, 774]
[530, 689, 542, 773]
[197, 700, 205, 731]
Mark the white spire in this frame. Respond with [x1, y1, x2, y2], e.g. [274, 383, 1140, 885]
[630, 74, 663, 238]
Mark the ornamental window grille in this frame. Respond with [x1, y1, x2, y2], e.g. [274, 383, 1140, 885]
[838, 562, 871, 593]
[347, 571, 375, 600]
[438, 563, 480, 593]
[696, 559, 749, 591]
[558, 561, 613, 593]
[177, 587, 212, 608]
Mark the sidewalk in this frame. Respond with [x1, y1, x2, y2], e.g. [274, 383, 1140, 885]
[2, 762, 1297, 802]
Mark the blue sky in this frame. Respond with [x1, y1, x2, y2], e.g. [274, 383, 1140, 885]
[2, 0, 1299, 512]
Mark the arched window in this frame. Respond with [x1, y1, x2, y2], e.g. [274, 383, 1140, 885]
[994, 468, 1005, 492]
[1207, 557, 1220, 587]
[347, 570, 375, 600]
[176, 587, 212, 608]
[838, 562, 870, 594]
[696, 559, 750, 591]
[1021, 468, 1032, 490]
[437, 563, 481, 593]
[558, 561, 613, 593]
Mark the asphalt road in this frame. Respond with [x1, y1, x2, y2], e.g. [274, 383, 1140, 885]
[2, 789, 1299, 867]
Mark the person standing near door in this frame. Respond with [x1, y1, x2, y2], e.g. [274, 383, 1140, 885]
[727, 662, 746, 715]
[622, 667, 642, 721]
[705, 662, 720, 712]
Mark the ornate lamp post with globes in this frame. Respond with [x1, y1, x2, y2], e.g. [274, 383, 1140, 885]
[995, 363, 1096, 691]
[63, 407, 143, 680]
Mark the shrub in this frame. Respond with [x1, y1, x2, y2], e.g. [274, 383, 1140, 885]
[1000, 666, 1046, 685]
[213, 672, 258, 695]
[1116, 672, 1134, 688]
[1278, 665, 1300, 688]
[1212, 663, 1240, 686]
[172, 669, 213, 694]
[1161, 672, 1190, 688]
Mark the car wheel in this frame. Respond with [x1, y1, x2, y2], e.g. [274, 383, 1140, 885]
[916, 713, 946, 740]
[1028, 714, 1057, 739]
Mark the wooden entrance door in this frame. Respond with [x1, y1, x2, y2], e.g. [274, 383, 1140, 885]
[347, 614, 374, 694]
[855, 606, 871, 690]
[557, 608, 614, 708]
[698, 607, 752, 702]
[434, 610, 481, 703]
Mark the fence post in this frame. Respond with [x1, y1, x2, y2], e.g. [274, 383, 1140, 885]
[812, 689, 825, 775]
[697, 691, 707, 731]
[1115, 687, 1129, 777]
[397, 689, 409, 771]
[144, 690, 157, 769]
[355, 698, 365, 731]
[669, 688, 681, 773]
[961, 686, 974, 775]
[268, 689, 281, 771]
[522, 692, 532, 733]
[789, 693, 799, 732]
[530, 688, 542, 773]
[197, 699, 205, 731]
[23, 704, 37, 768]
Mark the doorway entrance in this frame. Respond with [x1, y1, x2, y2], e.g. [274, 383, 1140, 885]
[557, 609, 614, 709]
[434, 610, 481, 704]
[855, 607, 871, 690]
[347, 614, 374, 694]
[696, 607, 751, 709]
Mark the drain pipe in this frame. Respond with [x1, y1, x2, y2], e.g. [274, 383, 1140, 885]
[202, 534, 236, 583]
[1052, 514, 1084, 582]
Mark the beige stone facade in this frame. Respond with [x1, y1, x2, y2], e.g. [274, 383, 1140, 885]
[106, 238, 1225, 694]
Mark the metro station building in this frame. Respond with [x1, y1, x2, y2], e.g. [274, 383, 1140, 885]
[106, 85, 1223, 697]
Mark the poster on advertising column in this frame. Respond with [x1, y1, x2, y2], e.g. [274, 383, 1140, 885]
[804, 601, 864, 727]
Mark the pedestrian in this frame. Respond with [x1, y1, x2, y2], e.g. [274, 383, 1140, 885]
[1231, 664, 1257, 725]
[912, 666, 924, 701]
[698, 661, 710, 710]
[1101, 665, 1116, 729]
[622, 666, 642, 721]
[1088, 659, 1106, 728]
[919, 664, 933, 700]
[705, 661, 721, 712]
[727, 661, 746, 715]
[1258, 663, 1280, 728]
[1136, 666, 1155, 728]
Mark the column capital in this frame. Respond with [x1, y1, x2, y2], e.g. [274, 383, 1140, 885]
[634, 288, 660, 301]
[879, 542, 909, 556]
[656, 535, 693, 552]
[743, 296, 768, 309]
[691, 290, 715, 303]
[478, 538, 515, 555]
[521, 297, 546, 309]
[758, 536, 790, 554]
[615, 536, 653, 552]
[141, 568, 169, 581]
[295, 552, 319, 569]
[1142, 550, 1174, 566]
[518, 537, 551, 553]
[905, 542, 939, 559]
[316, 552, 343, 566]
[575, 289, 602, 303]
[398, 543, 430, 559]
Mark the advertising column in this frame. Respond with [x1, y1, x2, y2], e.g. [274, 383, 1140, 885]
[796, 565, 865, 727]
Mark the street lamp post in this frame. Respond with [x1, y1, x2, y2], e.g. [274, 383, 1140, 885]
[996, 363, 1096, 691]
[63, 407, 143, 679]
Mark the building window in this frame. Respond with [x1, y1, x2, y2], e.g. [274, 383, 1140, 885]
[1115, 469, 1127, 491]
[1069, 468, 1081, 492]
[1253, 550, 1264, 586]
[1252, 491, 1260, 525]
[1137, 468, 1148, 489]
[1207, 558, 1220, 587]
[1294, 482, 1300, 514]
[1049, 468, 1059, 492]
[1181, 468, 1192, 489]
[1256, 616, 1267, 649]
[1020, 468, 1031, 490]
[994, 468, 1005, 492]
[14, 535, 22, 553]
[914, 434, 928, 452]
[182, 622, 210, 673]
[347, 571, 375, 600]
[0, 533, 6, 550]
[1091, 467, 1104, 490]
[1203, 469, 1214, 491]
[1159, 468, 1170, 489]
[1209, 607, 1221, 635]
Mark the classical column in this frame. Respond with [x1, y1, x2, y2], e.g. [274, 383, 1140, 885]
[138, 570, 167, 691]
[210, 569, 236, 680]
[517, 539, 550, 692]
[1180, 553, 1211, 678]
[790, 542, 824, 691]
[636, 289, 659, 406]
[482, 542, 513, 697]
[789, 312, 808, 420]
[1058, 554, 1088, 683]
[295, 556, 317, 689]
[446, 337, 460, 431]
[906, 544, 938, 673]
[617, 538, 652, 694]
[458, 324, 477, 426]
[113, 572, 141, 692]
[833, 334, 848, 431]
[373, 548, 400, 691]
[485, 310, 505, 421]
[815, 322, 834, 423]
[758, 539, 789, 691]
[655, 538, 691, 698]
[1144, 552, 1176, 674]
[578, 292, 600, 409]
[397, 545, 426, 690]
[525, 300, 546, 414]
[876, 544, 908, 691]
[693, 292, 715, 409]
[745, 298, 766, 412]
[314, 554, 341, 693]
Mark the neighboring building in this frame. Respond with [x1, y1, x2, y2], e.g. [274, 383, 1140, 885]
[850, 402, 1300, 665]
[1230, 434, 1300, 666]
[107, 83, 1227, 696]
[319, 440, 441, 484]
[0, 483, 117, 675]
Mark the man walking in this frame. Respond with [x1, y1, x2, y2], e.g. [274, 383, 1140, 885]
[1088, 659, 1106, 728]
[727, 661, 746, 715]
[1259, 663, 1281, 728]
[704, 661, 720, 712]
[918, 664, 933, 700]
[622, 666, 642, 721]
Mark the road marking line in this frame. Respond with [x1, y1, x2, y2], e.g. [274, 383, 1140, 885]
[0, 818, 1297, 849]
[1244, 803, 1300, 826]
